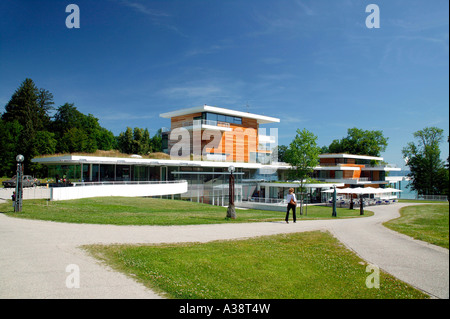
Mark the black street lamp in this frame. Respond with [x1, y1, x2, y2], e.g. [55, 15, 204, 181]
[332, 184, 337, 217]
[226, 165, 236, 219]
[14, 154, 24, 212]
[360, 194, 364, 215]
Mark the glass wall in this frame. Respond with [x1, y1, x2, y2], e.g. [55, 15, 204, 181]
[92, 164, 99, 181]
[48, 164, 81, 182]
[82, 164, 90, 181]
[100, 164, 115, 181]
[203, 112, 242, 125]
[116, 165, 132, 181]
[48, 163, 165, 182]
[47, 162, 252, 204]
[81, 164, 100, 182]
[149, 166, 161, 181]
[134, 166, 148, 181]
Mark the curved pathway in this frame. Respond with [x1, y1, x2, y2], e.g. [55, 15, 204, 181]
[0, 202, 448, 299]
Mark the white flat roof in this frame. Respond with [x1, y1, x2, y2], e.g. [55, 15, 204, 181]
[160, 105, 280, 124]
[319, 153, 383, 161]
[32, 155, 291, 170]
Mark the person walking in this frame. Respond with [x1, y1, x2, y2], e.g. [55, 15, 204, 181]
[11, 191, 16, 210]
[285, 188, 297, 223]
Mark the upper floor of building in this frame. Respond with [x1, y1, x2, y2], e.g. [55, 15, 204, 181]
[160, 105, 280, 163]
[313, 153, 401, 185]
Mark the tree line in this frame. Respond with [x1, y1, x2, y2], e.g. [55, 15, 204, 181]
[1, 78, 448, 196]
[0, 78, 162, 177]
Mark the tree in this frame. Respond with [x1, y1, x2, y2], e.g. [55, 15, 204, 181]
[117, 127, 161, 155]
[277, 145, 289, 163]
[285, 129, 321, 215]
[402, 127, 448, 196]
[1, 79, 116, 176]
[2, 78, 54, 174]
[52, 103, 115, 153]
[151, 128, 163, 153]
[96, 127, 116, 151]
[34, 131, 57, 155]
[117, 127, 134, 154]
[37, 88, 55, 129]
[0, 118, 23, 176]
[327, 128, 388, 157]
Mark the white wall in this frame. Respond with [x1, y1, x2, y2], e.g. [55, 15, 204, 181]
[0, 187, 51, 200]
[50, 181, 188, 201]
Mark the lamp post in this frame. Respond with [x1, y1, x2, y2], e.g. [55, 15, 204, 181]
[332, 184, 337, 217]
[14, 154, 24, 212]
[226, 165, 236, 219]
[359, 194, 364, 215]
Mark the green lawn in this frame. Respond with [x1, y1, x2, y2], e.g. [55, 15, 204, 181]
[1, 197, 372, 225]
[1, 197, 435, 299]
[85, 231, 428, 299]
[384, 204, 449, 249]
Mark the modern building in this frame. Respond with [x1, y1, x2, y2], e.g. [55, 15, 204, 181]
[32, 106, 403, 205]
[32, 105, 289, 203]
[313, 153, 402, 188]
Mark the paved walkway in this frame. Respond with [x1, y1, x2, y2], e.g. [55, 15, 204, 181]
[0, 202, 448, 299]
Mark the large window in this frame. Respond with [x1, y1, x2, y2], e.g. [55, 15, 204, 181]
[204, 112, 242, 125]
[116, 165, 131, 181]
[100, 164, 115, 181]
[205, 113, 217, 122]
[48, 164, 81, 182]
[134, 166, 148, 181]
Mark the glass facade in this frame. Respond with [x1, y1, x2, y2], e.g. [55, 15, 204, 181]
[116, 165, 132, 181]
[167, 166, 245, 204]
[45, 161, 279, 205]
[100, 164, 115, 181]
[48, 164, 82, 182]
[203, 112, 242, 125]
[47, 164, 161, 182]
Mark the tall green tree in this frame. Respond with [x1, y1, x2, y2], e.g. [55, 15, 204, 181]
[1, 79, 115, 176]
[2, 79, 53, 132]
[52, 103, 115, 153]
[285, 128, 321, 215]
[1, 78, 54, 174]
[402, 127, 448, 196]
[117, 127, 134, 154]
[277, 145, 289, 163]
[150, 128, 163, 153]
[117, 127, 161, 155]
[327, 128, 388, 157]
[0, 118, 23, 176]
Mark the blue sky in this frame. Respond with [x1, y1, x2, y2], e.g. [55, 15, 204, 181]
[1, 0, 448, 168]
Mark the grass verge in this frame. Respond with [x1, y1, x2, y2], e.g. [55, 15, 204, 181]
[84, 231, 428, 299]
[383, 204, 449, 249]
[1, 197, 372, 225]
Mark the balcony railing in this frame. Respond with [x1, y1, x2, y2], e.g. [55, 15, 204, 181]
[318, 163, 398, 169]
